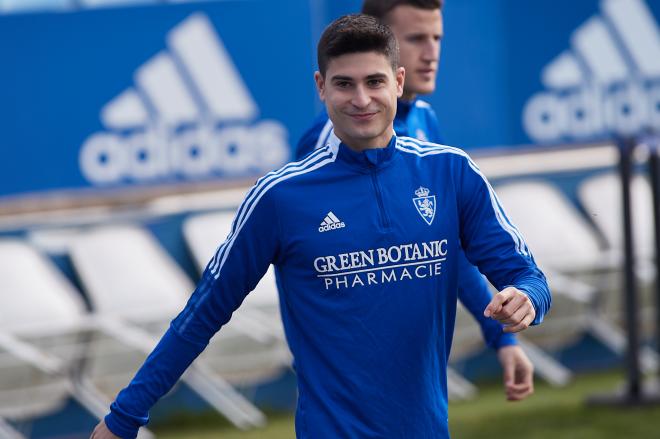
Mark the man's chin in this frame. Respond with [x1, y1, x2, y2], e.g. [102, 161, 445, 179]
[347, 132, 377, 142]
[340, 129, 385, 145]
[344, 124, 379, 138]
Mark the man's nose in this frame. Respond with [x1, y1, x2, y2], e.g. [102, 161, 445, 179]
[421, 39, 439, 62]
[351, 85, 371, 108]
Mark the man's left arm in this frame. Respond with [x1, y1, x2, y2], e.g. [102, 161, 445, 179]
[421, 107, 537, 399]
[456, 251, 534, 400]
[454, 152, 551, 331]
[455, 251, 517, 349]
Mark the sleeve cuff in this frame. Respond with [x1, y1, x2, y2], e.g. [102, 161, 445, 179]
[104, 402, 145, 439]
[493, 331, 518, 349]
[518, 287, 544, 325]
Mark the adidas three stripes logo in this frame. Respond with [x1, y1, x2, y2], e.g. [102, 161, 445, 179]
[319, 212, 346, 233]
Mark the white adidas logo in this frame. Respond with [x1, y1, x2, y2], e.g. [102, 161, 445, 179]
[318, 212, 346, 233]
[523, 0, 660, 143]
[79, 13, 289, 185]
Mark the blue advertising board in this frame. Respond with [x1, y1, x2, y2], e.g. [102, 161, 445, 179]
[323, 0, 660, 148]
[0, 0, 315, 198]
[435, 0, 660, 147]
[1, 0, 659, 199]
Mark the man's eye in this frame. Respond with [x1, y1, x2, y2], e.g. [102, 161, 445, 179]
[336, 81, 351, 88]
[368, 79, 385, 87]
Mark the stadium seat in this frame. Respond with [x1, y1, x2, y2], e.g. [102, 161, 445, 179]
[0, 417, 25, 439]
[577, 171, 658, 351]
[578, 172, 655, 275]
[68, 224, 290, 428]
[182, 210, 286, 338]
[495, 180, 658, 373]
[0, 239, 131, 434]
[495, 179, 606, 344]
[497, 181, 606, 273]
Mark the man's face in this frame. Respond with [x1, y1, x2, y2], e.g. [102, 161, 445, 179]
[315, 51, 405, 151]
[386, 5, 443, 100]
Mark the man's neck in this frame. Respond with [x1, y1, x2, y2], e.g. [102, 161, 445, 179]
[334, 129, 395, 153]
[400, 91, 417, 102]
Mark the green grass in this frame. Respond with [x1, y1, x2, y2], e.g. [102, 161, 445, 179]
[152, 411, 295, 439]
[152, 370, 660, 438]
[450, 371, 660, 438]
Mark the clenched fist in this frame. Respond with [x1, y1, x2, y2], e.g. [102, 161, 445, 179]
[484, 287, 536, 333]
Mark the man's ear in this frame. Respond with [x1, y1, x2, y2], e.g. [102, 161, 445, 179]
[314, 71, 326, 101]
[395, 66, 405, 98]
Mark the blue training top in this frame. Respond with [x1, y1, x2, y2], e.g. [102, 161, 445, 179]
[297, 98, 518, 351]
[104, 131, 551, 439]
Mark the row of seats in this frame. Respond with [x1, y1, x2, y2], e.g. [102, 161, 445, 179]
[453, 171, 657, 372]
[0, 170, 656, 437]
[0, 212, 289, 438]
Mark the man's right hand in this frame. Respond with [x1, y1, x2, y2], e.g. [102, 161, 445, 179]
[90, 420, 120, 439]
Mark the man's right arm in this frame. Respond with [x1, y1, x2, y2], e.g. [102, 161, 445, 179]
[92, 183, 282, 438]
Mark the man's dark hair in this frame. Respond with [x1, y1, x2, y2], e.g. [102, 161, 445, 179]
[317, 14, 399, 76]
[361, 0, 443, 21]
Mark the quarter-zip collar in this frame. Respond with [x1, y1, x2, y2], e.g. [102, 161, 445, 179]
[326, 130, 398, 172]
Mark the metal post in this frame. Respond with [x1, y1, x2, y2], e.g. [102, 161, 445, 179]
[620, 137, 641, 399]
[587, 137, 660, 406]
[649, 142, 660, 361]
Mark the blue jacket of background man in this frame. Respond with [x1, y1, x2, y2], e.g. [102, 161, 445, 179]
[104, 131, 551, 439]
[297, 98, 519, 351]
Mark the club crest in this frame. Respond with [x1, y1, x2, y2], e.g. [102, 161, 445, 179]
[412, 186, 436, 225]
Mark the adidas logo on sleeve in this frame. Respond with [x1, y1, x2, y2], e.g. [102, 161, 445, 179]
[319, 212, 346, 233]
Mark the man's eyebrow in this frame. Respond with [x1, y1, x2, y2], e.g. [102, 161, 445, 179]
[365, 73, 388, 80]
[406, 31, 443, 39]
[330, 75, 353, 82]
[330, 73, 388, 82]
[404, 31, 426, 38]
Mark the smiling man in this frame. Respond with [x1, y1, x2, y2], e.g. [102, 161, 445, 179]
[91, 14, 550, 439]
[298, 0, 536, 403]
[317, 50, 402, 149]
[297, 0, 446, 155]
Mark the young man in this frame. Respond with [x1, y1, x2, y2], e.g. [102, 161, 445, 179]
[91, 14, 550, 439]
[298, 0, 536, 402]
[298, 0, 446, 155]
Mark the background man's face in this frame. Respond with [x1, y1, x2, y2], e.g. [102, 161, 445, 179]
[315, 51, 404, 150]
[386, 5, 443, 100]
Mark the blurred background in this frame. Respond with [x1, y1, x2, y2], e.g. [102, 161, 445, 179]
[1, 0, 660, 437]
